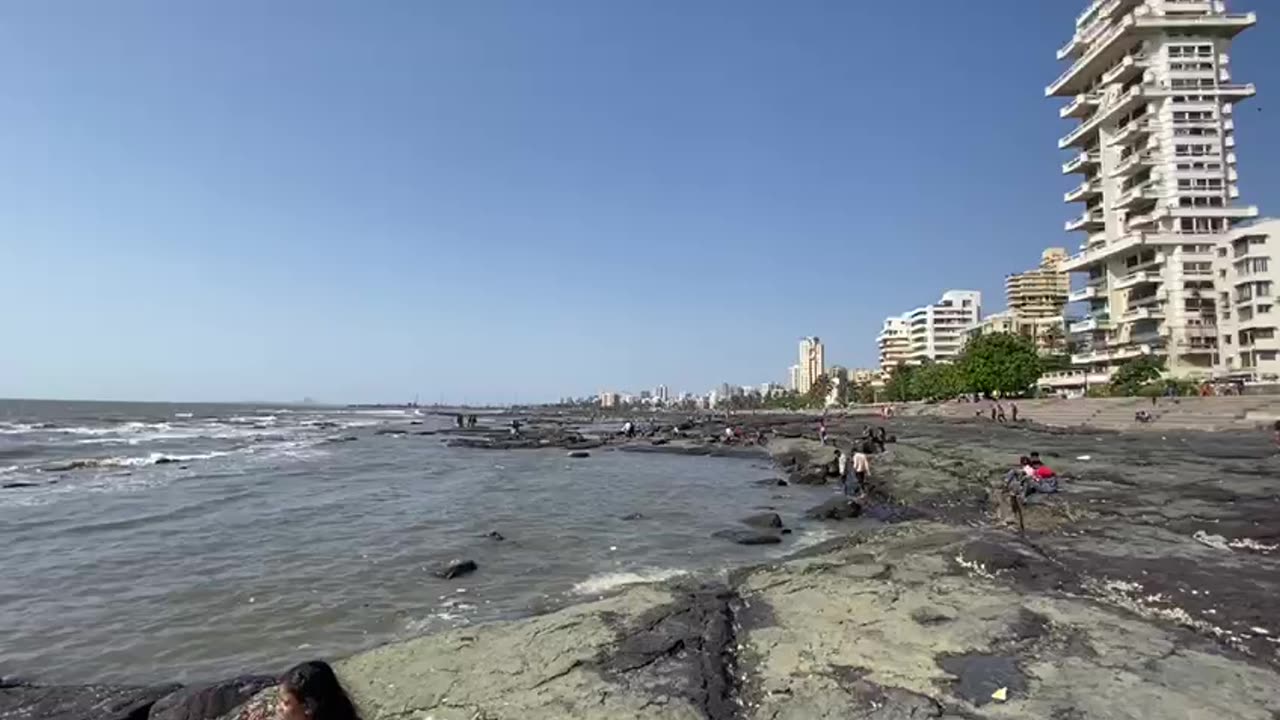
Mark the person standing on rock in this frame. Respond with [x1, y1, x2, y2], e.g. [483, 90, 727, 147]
[851, 444, 871, 497]
[836, 449, 850, 496]
[818, 419, 828, 446]
[1010, 403, 1019, 423]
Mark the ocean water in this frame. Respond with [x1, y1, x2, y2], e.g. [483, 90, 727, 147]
[0, 399, 850, 684]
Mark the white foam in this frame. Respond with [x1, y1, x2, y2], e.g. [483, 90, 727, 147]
[0, 465, 17, 475]
[572, 568, 688, 595]
[173, 412, 194, 418]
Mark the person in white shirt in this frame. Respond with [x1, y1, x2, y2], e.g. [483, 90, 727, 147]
[836, 449, 850, 496]
[851, 446, 871, 496]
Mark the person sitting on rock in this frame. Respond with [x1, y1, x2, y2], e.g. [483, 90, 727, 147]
[277, 660, 361, 720]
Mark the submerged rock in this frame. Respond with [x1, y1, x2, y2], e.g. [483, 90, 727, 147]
[712, 529, 782, 545]
[566, 450, 591, 458]
[433, 559, 478, 579]
[805, 497, 863, 521]
[740, 512, 784, 529]
[0, 682, 180, 720]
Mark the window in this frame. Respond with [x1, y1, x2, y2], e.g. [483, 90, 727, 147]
[1179, 217, 1226, 234]
[1259, 305, 1273, 314]
[1177, 178, 1223, 190]
[1261, 351, 1278, 361]
[1217, 247, 1227, 257]
[1239, 307, 1253, 321]
[1173, 127, 1218, 137]
[1259, 281, 1273, 297]
[1179, 196, 1225, 207]
[1175, 143, 1216, 157]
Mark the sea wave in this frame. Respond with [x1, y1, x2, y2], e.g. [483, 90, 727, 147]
[571, 568, 688, 596]
[40, 451, 232, 472]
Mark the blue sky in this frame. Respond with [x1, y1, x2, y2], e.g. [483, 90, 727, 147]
[1, 1, 1276, 404]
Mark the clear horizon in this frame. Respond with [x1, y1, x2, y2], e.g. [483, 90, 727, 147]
[2, 1, 1276, 404]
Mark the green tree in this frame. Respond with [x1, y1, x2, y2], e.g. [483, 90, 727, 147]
[884, 364, 916, 402]
[1040, 323, 1065, 356]
[910, 361, 966, 401]
[806, 373, 834, 407]
[1110, 355, 1164, 396]
[958, 332, 1042, 397]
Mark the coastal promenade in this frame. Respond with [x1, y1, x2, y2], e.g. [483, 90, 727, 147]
[3, 412, 1278, 719]
[902, 395, 1280, 432]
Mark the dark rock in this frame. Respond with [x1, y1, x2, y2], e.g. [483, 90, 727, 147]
[410, 420, 424, 425]
[936, 653, 1027, 707]
[154, 457, 178, 465]
[433, 559, 478, 579]
[2, 481, 40, 489]
[887, 434, 897, 443]
[375, 427, 408, 435]
[0, 682, 180, 720]
[910, 606, 956, 625]
[148, 675, 275, 720]
[483, 531, 505, 541]
[566, 450, 590, 458]
[752, 477, 789, 487]
[564, 440, 604, 450]
[740, 512, 783, 529]
[620, 513, 645, 521]
[789, 467, 833, 485]
[781, 528, 793, 535]
[712, 529, 782, 545]
[324, 435, 359, 443]
[805, 497, 863, 521]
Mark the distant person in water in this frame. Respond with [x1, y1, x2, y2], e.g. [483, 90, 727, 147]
[277, 660, 360, 720]
[1010, 403, 1019, 423]
[996, 402, 1007, 423]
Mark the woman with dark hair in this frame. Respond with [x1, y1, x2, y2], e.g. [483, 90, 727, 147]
[277, 661, 360, 720]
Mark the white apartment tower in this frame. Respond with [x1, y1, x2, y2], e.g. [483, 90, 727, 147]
[1052, 0, 1257, 377]
[1215, 219, 1280, 382]
[795, 337, 825, 394]
[876, 316, 910, 377]
[906, 290, 983, 364]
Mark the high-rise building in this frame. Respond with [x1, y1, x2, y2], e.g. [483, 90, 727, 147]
[1215, 218, 1280, 382]
[1051, 0, 1257, 377]
[906, 291, 983, 364]
[653, 385, 670, 403]
[795, 337, 825, 394]
[787, 364, 801, 392]
[1008, 248, 1072, 352]
[876, 316, 910, 377]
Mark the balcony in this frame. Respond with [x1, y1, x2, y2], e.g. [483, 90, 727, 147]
[1114, 269, 1161, 290]
[1067, 284, 1103, 303]
[1060, 92, 1102, 119]
[1071, 342, 1153, 366]
[1066, 209, 1106, 233]
[1134, 11, 1256, 39]
[1064, 179, 1102, 203]
[1111, 181, 1159, 210]
[1046, 12, 1137, 97]
[1101, 53, 1147, 86]
[1109, 117, 1152, 147]
[1062, 151, 1101, 175]
[1120, 305, 1164, 323]
[1111, 150, 1155, 178]
[1126, 209, 1159, 231]
[1059, 115, 1104, 149]
[1069, 315, 1113, 334]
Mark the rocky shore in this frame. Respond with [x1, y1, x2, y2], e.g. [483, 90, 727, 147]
[4, 413, 1279, 719]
